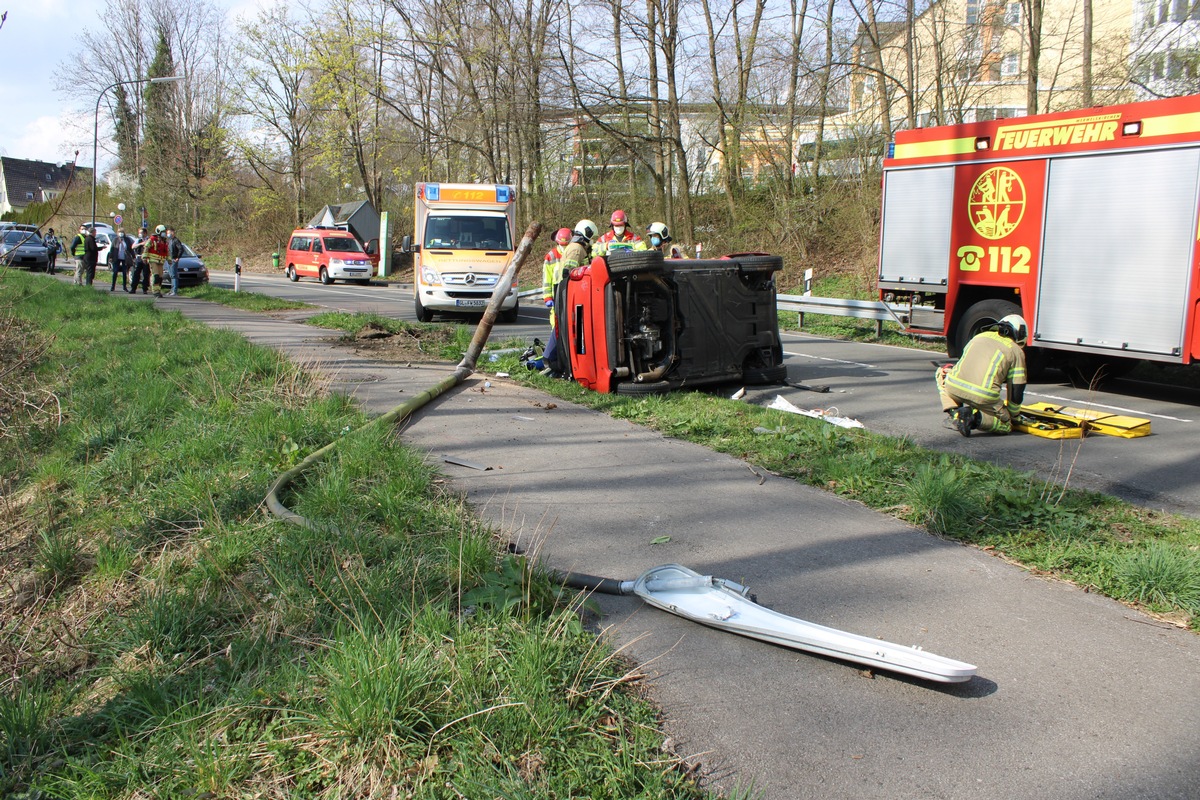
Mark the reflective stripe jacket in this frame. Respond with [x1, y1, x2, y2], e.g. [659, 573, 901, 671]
[592, 229, 644, 256]
[542, 245, 566, 301]
[944, 331, 1027, 407]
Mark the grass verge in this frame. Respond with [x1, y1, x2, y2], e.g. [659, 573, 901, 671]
[490, 357, 1200, 632]
[182, 283, 314, 312]
[0, 273, 710, 799]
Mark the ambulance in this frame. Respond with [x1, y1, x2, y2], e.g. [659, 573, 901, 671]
[878, 93, 1200, 383]
[404, 183, 519, 323]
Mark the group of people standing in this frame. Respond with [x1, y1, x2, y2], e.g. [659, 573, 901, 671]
[63, 223, 184, 298]
[531, 209, 683, 375]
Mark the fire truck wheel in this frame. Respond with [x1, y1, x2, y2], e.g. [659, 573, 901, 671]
[286, 265, 298, 282]
[952, 299, 1022, 358]
[615, 379, 673, 396]
[743, 364, 789, 385]
[607, 250, 665, 277]
[414, 295, 434, 323]
[319, 267, 334, 285]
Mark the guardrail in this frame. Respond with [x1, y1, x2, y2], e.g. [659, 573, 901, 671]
[775, 294, 909, 336]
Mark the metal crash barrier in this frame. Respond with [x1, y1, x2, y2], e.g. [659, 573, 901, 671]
[776, 294, 910, 336]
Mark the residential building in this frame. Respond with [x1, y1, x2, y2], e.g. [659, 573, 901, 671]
[0, 157, 88, 217]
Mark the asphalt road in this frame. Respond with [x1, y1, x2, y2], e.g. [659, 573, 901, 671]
[211, 270, 1200, 517]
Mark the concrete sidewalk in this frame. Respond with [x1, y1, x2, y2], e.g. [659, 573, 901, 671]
[178, 299, 1199, 800]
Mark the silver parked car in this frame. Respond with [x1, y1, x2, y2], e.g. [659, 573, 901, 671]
[0, 229, 50, 270]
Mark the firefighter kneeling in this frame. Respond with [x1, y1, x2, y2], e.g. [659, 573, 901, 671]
[936, 314, 1028, 436]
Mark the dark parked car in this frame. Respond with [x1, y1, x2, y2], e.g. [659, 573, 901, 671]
[0, 229, 50, 270]
[171, 241, 209, 287]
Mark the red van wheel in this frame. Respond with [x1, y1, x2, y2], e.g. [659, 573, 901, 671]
[286, 265, 298, 282]
[319, 267, 333, 285]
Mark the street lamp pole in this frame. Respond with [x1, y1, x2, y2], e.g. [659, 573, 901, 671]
[92, 75, 183, 228]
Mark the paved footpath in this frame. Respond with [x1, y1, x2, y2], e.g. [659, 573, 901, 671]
[171, 298, 1199, 799]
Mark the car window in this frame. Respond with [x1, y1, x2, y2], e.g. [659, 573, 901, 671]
[3, 231, 40, 245]
[312, 239, 323, 253]
[289, 236, 310, 252]
[324, 237, 364, 253]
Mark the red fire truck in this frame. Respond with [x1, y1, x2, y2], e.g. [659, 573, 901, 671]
[879, 93, 1200, 382]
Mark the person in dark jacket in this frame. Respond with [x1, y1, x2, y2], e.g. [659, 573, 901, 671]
[109, 228, 134, 292]
[165, 226, 184, 296]
[129, 227, 151, 294]
[72, 226, 100, 286]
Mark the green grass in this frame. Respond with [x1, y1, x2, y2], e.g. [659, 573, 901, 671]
[306, 310, 527, 362]
[493, 355, 1200, 631]
[182, 283, 314, 312]
[0, 273, 709, 799]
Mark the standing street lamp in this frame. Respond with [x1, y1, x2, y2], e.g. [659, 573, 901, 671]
[92, 75, 184, 229]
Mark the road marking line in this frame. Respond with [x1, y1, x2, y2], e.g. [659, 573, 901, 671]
[1027, 391, 1193, 423]
[783, 350, 878, 370]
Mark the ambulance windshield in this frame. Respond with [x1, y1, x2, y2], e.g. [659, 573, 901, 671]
[424, 214, 512, 251]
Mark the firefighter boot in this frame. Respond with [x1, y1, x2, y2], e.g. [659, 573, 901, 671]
[953, 406, 976, 437]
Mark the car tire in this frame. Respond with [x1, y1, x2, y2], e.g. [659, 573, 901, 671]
[286, 265, 298, 282]
[950, 298, 1022, 359]
[608, 250, 665, 277]
[615, 379, 673, 396]
[732, 254, 784, 273]
[743, 364, 788, 385]
[319, 268, 333, 285]
[415, 294, 434, 323]
[354, 279, 371, 286]
[499, 303, 519, 323]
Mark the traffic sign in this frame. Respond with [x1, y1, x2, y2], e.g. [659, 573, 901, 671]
[114, 215, 123, 225]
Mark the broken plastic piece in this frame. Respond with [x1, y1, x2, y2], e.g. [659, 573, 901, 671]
[767, 395, 864, 429]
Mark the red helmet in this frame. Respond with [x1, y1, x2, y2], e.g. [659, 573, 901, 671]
[555, 227, 572, 245]
[610, 210, 627, 226]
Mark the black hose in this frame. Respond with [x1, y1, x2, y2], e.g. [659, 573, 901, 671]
[555, 570, 634, 596]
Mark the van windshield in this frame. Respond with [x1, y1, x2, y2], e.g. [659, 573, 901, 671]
[323, 237, 365, 253]
[424, 215, 512, 250]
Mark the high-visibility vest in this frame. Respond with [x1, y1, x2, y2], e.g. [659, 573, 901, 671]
[71, 234, 87, 257]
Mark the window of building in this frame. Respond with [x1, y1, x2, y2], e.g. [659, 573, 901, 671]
[25, 191, 34, 201]
[45, 173, 52, 181]
[966, 0, 981, 25]
[1153, 54, 1166, 79]
[1001, 53, 1020, 77]
[1005, 3, 1021, 25]
[1192, 0, 1200, 20]
[1159, 0, 1171, 24]
[1174, 0, 1190, 21]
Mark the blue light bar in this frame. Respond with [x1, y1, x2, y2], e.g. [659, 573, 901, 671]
[426, 184, 440, 201]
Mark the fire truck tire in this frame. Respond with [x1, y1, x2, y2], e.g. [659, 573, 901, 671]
[743, 364, 789, 385]
[286, 265, 298, 282]
[952, 299, 1022, 358]
[615, 379, 673, 396]
[319, 267, 334, 285]
[607, 250, 665, 277]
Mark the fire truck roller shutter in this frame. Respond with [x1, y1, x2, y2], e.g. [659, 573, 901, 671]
[879, 166, 955, 287]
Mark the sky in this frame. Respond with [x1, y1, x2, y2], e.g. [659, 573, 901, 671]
[0, 0, 266, 170]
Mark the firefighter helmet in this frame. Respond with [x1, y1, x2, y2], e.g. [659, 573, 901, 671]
[610, 209, 627, 226]
[154, 225, 166, 235]
[554, 227, 572, 246]
[574, 219, 598, 242]
[997, 313, 1028, 345]
[647, 222, 671, 243]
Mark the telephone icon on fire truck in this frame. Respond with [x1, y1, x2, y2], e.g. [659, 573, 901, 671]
[957, 245, 984, 271]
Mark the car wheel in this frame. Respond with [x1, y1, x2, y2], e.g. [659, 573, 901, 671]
[414, 294, 434, 323]
[743, 364, 788, 385]
[732, 254, 784, 273]
[500, 303, 519, 323]
[615, 379, 673, 396]
[608, 250, 665, 277]
[286, 265, 298, 282]
[354, 279, 371, 286]
[319, 267, 333, 285]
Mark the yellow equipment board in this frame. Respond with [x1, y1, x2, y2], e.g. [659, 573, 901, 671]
[1018, 403, 1151, 438]
[1012, 414, 1085, 439]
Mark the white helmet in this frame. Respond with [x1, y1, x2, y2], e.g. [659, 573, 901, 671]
[647, 222, 671, 242]
[997, 313, 1028, 345]
[574, 219, 598, 243]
